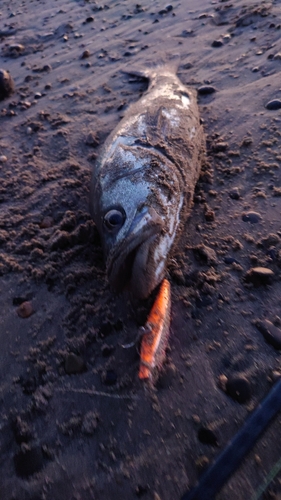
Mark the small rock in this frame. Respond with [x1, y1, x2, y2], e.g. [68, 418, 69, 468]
[17, 301, 34, 318]
[258, 233, 280, 248]
[193, 244, 218, 265]
[266, 99, 281, 110]
[0, 155, 8, 163]
[81, 50, 90, 59]
[212, 39, 223, 48]
[0, 69, 15, 100]
[255, 319, 281, 350]
[198, 85, 216, 95]
[195, 455, 209, 471]
[40, 216, 54, 229]
[102, 369, 117, 385]
[41, 64, 52, 72]
[14, 444, 43, 477]
[85, 131, 100, 147]
[204, 205, 215, 222]
[240, 136, 253, 147]
[34, 92, 42, 99]
[245, 267, 274, 286]
[213, 141, 228, 152]
[229, 187, 240, 200]
[85, 16, 94, 22]
[226, 375, 251, 404]
[242, 211, 261, 223]
[273, 53, 281, 60]
[9, 43, 25, 52]
[65, 353, 85, 374]
[198, 426, 218, 446]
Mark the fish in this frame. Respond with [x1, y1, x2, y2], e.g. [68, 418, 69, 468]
[90, 60, 205, 300]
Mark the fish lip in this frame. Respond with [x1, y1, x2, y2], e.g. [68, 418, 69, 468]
[106, 209, 163, 298]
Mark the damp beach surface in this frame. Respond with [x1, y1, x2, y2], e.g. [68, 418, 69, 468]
[1, 1, 281, 499]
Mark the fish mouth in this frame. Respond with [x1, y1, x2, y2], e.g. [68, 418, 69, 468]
[106, 207, 164, 299]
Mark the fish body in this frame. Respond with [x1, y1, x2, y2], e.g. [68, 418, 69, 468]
[90, 62, 205, 299]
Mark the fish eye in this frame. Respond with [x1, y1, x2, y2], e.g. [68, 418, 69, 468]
[103, 209, 125, 230]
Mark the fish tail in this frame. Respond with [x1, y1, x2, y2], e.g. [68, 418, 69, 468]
[122, 53, 180, 84]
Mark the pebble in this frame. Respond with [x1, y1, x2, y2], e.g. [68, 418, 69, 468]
[34, 92, 42, 99]
[226, 375, 251, 404]
[245, 267, 274, 286]
[14, 444, 43, 477]
[40, 216, 54, 229]
[0, 155, 8, 163]
[17, 301, 34, 318]
[81, 50, 90, 59]
[229, 187, 240, 200]
[265, 99, 281, 110]
[204, 206, 215, 222]
[255, 319, 281, 350]
[85, 131, 100, 147]
[193, 244, 218, 265]
[198, 85, 216, 95]
[213, 141, 228, 152]
[212, 39, 223, 48]
[242, 211, 261, 223]
[65, 353, 85, 374]
[10, 43, 24, 51]
[158, 5, 173, 14]
[258, 233, 280, 248]
[198, 426, 218, 446]
[0, 69, 15, 100]
[102, 369, 117, 385]
[273, 53, 281, 60]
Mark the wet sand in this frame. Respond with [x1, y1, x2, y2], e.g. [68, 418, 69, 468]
[1, 1, 281, 499]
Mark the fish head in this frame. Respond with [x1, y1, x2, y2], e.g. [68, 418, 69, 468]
[91, 147, 182, 299]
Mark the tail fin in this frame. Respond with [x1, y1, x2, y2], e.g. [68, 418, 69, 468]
[122, 53, 180, 85]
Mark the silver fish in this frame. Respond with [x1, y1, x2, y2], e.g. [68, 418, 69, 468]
[90, 62, 205, 299]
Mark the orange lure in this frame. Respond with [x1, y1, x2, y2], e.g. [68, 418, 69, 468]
[139, 279, 171, 381]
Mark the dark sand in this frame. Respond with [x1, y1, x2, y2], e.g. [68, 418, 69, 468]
[1, 1, 281, 499]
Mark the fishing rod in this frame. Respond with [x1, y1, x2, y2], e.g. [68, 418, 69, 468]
[181, 377, 281, 500]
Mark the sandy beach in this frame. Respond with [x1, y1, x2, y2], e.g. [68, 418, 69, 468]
[1, 0, 281, 498]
